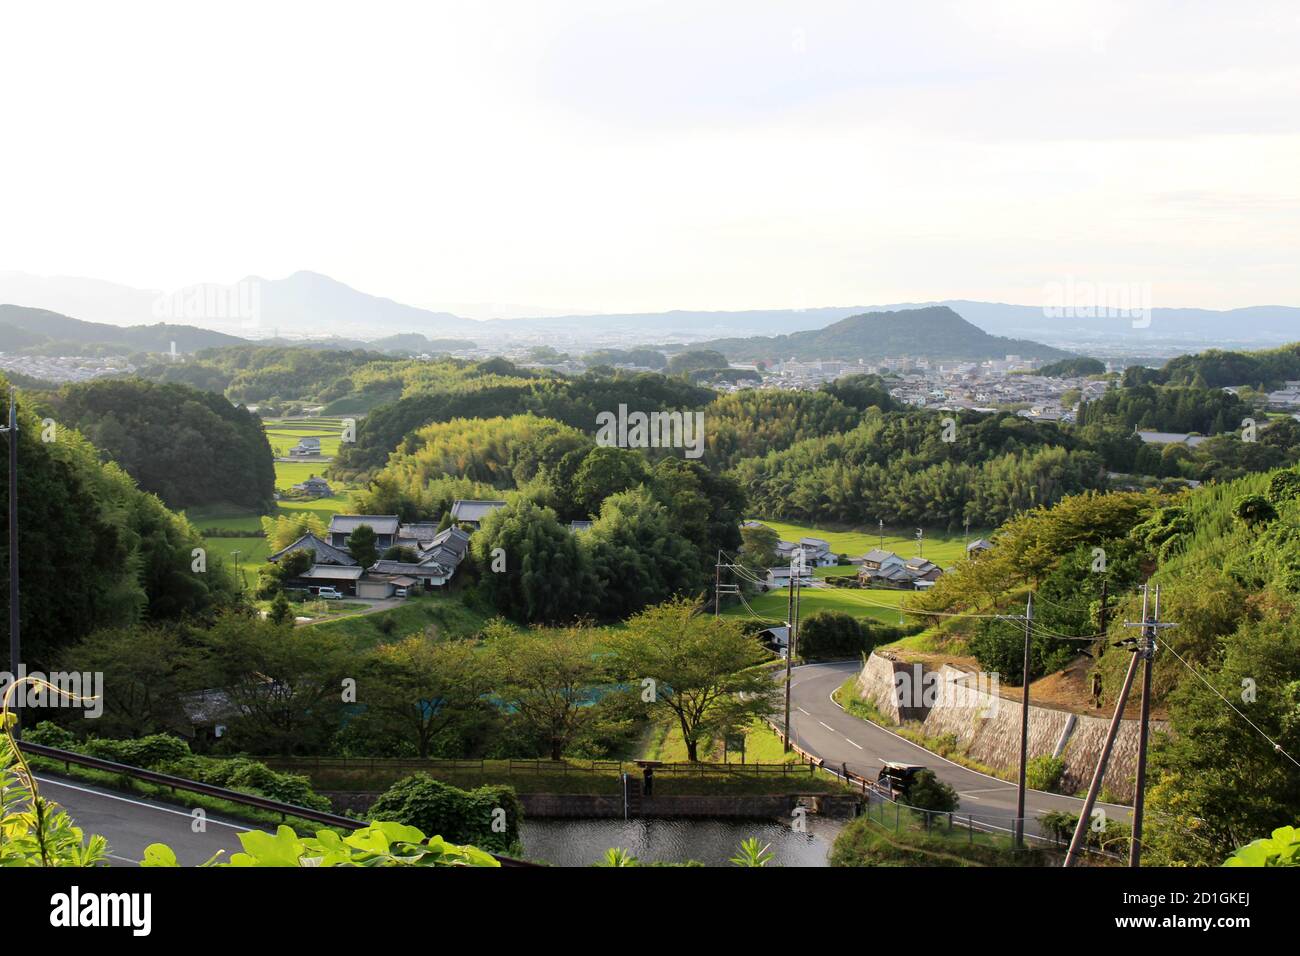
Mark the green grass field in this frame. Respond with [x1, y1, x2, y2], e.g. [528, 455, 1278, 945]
[749, 519, 980, 566]
[306, 592, 492, 649]
[722, 583, 914, 625]
[264, 418, 350, 459]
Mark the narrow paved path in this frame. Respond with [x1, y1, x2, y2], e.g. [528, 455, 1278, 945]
[787, 661, 1132, 838]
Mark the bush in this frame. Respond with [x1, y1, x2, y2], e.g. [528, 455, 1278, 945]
[82, 733, 191, 768]
[25, 725, 332, 813]
[903, 769, 959, 813]
[367, 773, 523, 854]
[797, 611, 871, 659]
[24, 721, 78, 750]
[1038, 809, 1130, 853]
[1025, 754, 1065, 793]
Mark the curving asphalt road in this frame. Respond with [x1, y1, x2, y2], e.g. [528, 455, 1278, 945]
[786, 660, 1132, 838]
[33, 774, 248, 867]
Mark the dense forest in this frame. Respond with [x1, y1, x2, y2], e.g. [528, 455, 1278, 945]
[731, 410, 1107, 527]
[910, 462, 1300, 866]
[0, 379, 239, 665]
[42, 379, 276, 511]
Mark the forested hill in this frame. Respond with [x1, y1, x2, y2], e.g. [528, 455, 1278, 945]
[693, 306, 1071, 362]
[0, 304, 245, 353]
[908, 462, 1300, 866]
[0, 378, 237, 665]
[42, 379, 276, 511]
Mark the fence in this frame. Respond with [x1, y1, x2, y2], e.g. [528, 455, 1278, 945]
[259, 755, 817, 778]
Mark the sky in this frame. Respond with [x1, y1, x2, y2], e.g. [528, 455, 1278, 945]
[1, 0, 1297, 318]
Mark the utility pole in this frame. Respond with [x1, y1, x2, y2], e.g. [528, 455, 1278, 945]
[1, 389, 18, 738]
[1064, 584, 1174, 867]
[782, 556, 796, 753]
[963, 516, 970, 548]
[232, 549, 243, 593]
[714, 549, 721, 617]
[1130, 585, 1169, 867]
[1064, 638, 1141, 867]
[1014, 590, 1033, 848]
[781, 553, 806, 754]
[878, 519, 884, 551]
[916, 528, 924, 559]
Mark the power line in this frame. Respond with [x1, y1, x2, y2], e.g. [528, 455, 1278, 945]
[1161, 640, 1300, 770]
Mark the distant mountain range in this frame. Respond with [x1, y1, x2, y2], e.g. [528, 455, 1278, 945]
[1, 269, 1295, 353]
[694, 306, 1072, 363]
[0, 304, 244, 353]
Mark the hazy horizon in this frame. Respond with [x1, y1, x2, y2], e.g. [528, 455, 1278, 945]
[3, 1, 1298, 318]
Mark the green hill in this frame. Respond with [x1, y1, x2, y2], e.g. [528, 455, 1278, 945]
[0, 304, 245, 353]
[695, 305, 1070, 362]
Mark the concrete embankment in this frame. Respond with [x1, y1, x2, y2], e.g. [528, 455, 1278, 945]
[856, 652, 1166, 802]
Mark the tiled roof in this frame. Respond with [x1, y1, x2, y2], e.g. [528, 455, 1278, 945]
[328, 514, 401, 535]
[268, 533, 357, 566]
[450, 500, 507, 523]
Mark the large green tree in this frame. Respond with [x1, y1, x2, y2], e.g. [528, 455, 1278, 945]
[611, 598, 778, 761]
[472, 498, 596, 624]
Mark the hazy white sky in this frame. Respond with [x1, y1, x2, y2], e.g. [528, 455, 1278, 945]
[1, 0, 1297, 316]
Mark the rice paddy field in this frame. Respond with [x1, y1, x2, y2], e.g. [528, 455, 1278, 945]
[720, 582, 915, 626]
[188, 418, 361, 572]
[747, 519, 980, 567]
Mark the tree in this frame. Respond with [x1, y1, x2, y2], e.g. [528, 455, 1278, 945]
[1144, 611, 1300, 866]
[490, 623, 607, 760]
[56, 625, 196, 738]
[346, 524, 379, 569]
[571, 445, 649, 518]
[472, 498, 597, 624]
[268, 590, 294, 626]
[362, 638, 497, 758]
[195, 611, 350, 754]
[797, 612, 870, 659]
[739, 524, 780, 577]
[667, 350, 729, 375]
[261, 512, 328, 552]
[611, 598, 778, 761]
[586, 487, 699, 620]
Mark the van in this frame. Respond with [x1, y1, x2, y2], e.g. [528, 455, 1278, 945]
[317, 587, 344, 600]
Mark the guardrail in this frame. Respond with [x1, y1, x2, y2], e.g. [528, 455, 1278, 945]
[19, 741, 533, 867]
[259, 756, 817, 777]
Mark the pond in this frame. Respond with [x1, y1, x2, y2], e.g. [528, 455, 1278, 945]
[519, 816, 841, 867]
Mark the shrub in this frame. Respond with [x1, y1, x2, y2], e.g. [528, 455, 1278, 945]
[82, 733, 191, 768]
[24, 721, 78, 750]
[367, 773, 522, 854]
[797, 611, 871, 659]
[903, 769, 959, 813]
[1038, 809, 1130, 853]
[1025, 755, 1065, 793]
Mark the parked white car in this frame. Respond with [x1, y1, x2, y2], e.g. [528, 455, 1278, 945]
[316, 587, 344, 600]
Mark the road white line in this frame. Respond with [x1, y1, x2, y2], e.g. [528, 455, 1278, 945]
[35, 776, 250, 832]
[797, 707, 810, 715]
[818, 721, 836, 732]
[844, 738, 863, 750]
[958, 792, 983, 801]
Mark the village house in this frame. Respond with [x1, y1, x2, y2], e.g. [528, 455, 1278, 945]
[291, 475, 332, 498]
[764, 565, 815, 589]
[287, 436, 323, 457]
[449, 499, 508, 528]
[327, 514, 401, 552]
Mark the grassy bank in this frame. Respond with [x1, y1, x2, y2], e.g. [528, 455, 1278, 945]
[830, 803, 1053, 866]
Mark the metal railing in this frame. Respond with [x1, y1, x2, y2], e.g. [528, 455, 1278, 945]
[19, 741, 534, 866]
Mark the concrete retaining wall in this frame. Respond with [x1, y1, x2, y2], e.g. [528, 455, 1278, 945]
[325, 790, 859, 819]
[855, 652, 1166, 802]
